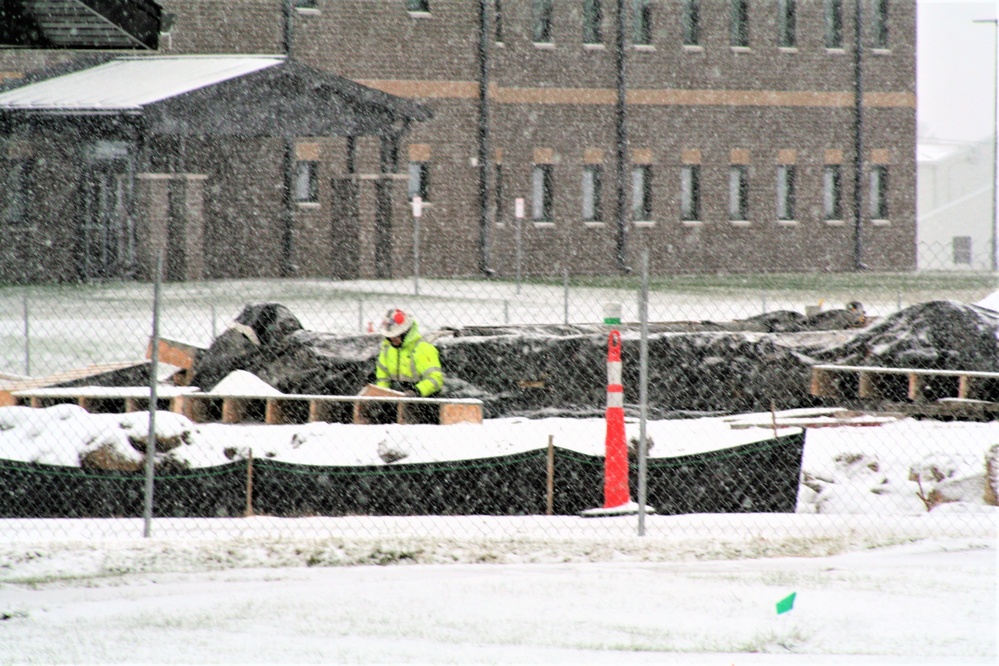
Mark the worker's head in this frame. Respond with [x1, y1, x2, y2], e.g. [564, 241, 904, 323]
[379, 308, 413, 346]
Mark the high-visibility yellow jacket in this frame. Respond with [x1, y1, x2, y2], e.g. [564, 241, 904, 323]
[375, 321, 444, 397]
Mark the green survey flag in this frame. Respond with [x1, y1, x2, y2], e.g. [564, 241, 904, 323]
[776, 592, 796, 614]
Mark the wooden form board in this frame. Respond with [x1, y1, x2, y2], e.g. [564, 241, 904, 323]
[810, 364, 999, 404]
[13, 385, 484, 426]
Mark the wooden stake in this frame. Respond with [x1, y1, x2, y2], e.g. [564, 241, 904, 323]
[546, 434, 555, 515]
[245, 448, 254, 518]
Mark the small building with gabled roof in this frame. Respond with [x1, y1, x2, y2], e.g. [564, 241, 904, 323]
[0, 54, 431, 283]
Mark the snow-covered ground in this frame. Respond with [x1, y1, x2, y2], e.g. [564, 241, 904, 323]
[1, 405, 997, 662]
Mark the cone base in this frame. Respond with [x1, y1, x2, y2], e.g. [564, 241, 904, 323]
[579, 501, 657, 518]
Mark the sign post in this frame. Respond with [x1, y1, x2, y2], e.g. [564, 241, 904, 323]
[514, 197, 524, 294]
[411, 196, 422, 296]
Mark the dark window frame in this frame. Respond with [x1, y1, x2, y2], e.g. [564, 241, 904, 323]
[582, 164, 603, 222]
[532, 0, 553, 43]
[1, 158, 31, 226]
[583, 0, 603, 44]
[406, 0, 430, 13]
[408, 161, 430, 202]
[777, 165, 796, 221]
[777, 0, 796, 47]
[870, 165, 889, 219]
[824, 0, 843, 48]
[681, 165, 701, 222]
[294, 160, 319, 203]
[730, 0, 749, 47]
[682, 0, 700, 46]
[872, 0, 889, 49]
[632, 0, 652, 46]
[823, 164, 842, 220]
[631, 164, 652, 221]
[532, 164, 554, 222]
[729, 165, 749, 221]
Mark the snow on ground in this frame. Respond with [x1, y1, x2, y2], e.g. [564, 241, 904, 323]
[1, 405, 998, 662]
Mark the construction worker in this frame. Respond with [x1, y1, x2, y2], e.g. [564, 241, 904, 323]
[376, 308, 444, 396]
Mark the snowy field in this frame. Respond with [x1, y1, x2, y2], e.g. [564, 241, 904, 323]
[1, 407, 997, 663]
[2, 276, 993, 379]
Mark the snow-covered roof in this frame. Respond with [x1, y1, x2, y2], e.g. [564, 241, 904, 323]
[0, 55, 282, 111]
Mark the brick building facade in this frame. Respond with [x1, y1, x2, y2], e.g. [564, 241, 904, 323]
[1, 0, 916, 281]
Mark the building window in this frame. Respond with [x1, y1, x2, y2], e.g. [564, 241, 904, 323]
[870, 165, 888, 219]
[824, 0, 843, 48]
[1, 159, 30, 225]
[406, 0, 429, 13]
[294, 161, 318, 203]
[583, 0, 602, 44]
[631, 165, 652, 221]
[680, 165, 700, 222]
[823, 165, 842, 220]
[953, 236, 973, 265]
[632, 0, 651, 46]
[872, 0, 889, 49]
[495, 0, 503, 42]
[295, 0, 317, 8]
[582, 165, 603, 222]
[495, 163, 504, 225]
[728, 166, 749, 221]
[532, 0, 553, 43]
[777, 0, 796, 47]
[730, 0, 749, 47]
[532, 164, 554, 221]
[777, 165, 796, 221]
[682, 0, 700, 46]
[408, 162, 429, 201]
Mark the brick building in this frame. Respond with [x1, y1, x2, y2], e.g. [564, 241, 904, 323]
[1, 0, 916, 281]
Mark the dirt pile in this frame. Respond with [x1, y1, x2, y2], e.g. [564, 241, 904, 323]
[187, 300, 999, 419]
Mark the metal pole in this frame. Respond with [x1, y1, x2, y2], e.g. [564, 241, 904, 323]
[477, 0, 494, 276]
[975, 19, 999, 272]
[143, 249, 163, 538]
[563, 266, 570, 325]
[412, 196, 422, 296]
[22, 292, 30, 376]
[852, 0, 865, 271]
[637, 249, 650, 536]
[358, 298, 364, 333]
[614, 0, 630, 273]
[515, 197, 524, 294]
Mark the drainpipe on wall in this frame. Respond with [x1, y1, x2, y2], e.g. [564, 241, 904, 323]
[281, 0, 295, 276]
[283, 0, 294, 58]
[614, 0, 631, 274]
[477, 0, 495, 277]
[852, 0, 865, 271]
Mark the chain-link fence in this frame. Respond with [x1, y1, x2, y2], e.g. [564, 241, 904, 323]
[2, 251, 998, 547]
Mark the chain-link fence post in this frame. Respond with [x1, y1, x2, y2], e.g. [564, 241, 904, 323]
[143, 250, 164, 538]
[637, 249, 650, 536]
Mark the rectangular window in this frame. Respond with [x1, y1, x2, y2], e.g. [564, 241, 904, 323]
[777, 0, 796, 47]
[532, 164, 554, 221]
[583, 0, 602, 44]
[824, 0, 843, 48]
[730, 0, 749, 47]
[870, 165, 888, 219]
[953, 236, 972, 265]
[582, 165, 603, 222]
[406, 0, 429, 12]
[682, 0, 700, 46]
[823, 165, 842, 220]
[728, 166, 749, 221]
[777, 165, 796, 220]
[631, 165, 652, 221]
[1, 159, 30, 225]
[680, 165, 700, 222]
[872, 0, 889, 49]
[532, 0, 553, 43]
[295, 0, 317, 8]
[294, 161, 318, 203]
[495, 0, 503, 42]
[408, 162, 429, 201]
[632, 0, 651, 45]
[495, 163, 504, 225]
